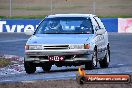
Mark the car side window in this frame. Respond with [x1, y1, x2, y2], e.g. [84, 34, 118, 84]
[80, 18, 94, 34]
[94, 17, 105, 29]
[90, 17, 100, 32]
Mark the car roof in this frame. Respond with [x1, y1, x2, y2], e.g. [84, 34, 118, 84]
[47, 14, 96, 18]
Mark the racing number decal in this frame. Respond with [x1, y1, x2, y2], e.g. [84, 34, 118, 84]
[98, 35, 104, 41]
[95, 35, 105, 47]
[95, 35, 104, 43]
[48, 56, 64, 61]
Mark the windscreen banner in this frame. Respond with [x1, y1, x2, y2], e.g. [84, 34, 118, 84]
[0, 18, 118, 33]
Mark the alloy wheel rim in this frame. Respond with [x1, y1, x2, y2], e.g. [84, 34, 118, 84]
[106, 49, 110, 63]
[93, 51, 97, 66]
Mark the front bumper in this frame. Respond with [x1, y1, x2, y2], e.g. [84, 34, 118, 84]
[25, 49, 93, 56]
[25, 49, 94, 62]
[25, 54, 93, 62]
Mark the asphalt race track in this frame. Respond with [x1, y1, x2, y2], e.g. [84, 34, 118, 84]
[0, 33, 132, 83]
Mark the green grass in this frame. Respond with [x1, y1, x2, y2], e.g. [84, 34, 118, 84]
[14, 7, 50, 11]
[0, 15, 47, 19]
[0, 5, 83, 11]
[99, 15, 132, 18]
[0, 58, 11, 68]
[0, 15, 132, 19]
[55, 5, 85, 9]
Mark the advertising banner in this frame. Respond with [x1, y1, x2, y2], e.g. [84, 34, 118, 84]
[0, 18, 118, 33]
[0, 19, 41, 32]
[118, 18, 132, 33]
[101, 18, 118, 32]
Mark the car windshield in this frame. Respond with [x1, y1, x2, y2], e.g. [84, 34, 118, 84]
[35, 17, 93, 34]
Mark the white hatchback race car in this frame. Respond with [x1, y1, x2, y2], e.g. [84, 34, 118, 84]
[24, 14, 110, 74]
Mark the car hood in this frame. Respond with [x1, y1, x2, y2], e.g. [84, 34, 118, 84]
[26, 34, 95, 44]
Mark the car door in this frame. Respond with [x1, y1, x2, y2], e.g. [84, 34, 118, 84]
[92, 16, 107, 59]
[94, 16, 108, 49]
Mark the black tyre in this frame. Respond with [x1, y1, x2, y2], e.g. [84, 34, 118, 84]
[99, 45, 110, 68]
[85, 47, 97, 70]
[42, 65, 52, 72]
[85, 61, 94, 70]
[24, 61, 36, 74]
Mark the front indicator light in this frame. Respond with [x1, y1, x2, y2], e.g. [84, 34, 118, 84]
[84, 44, 90, 49]
[69, 45, 84, 49]
[29, 45, 42, 50]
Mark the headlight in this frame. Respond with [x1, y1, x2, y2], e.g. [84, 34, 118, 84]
[69, 44, 84, 49]
[25, 45, 42, 50]
[84, 44, 90, 49]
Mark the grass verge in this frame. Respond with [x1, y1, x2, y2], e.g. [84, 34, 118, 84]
[0, 58, 11, 68]
[0, 15, 47, 19]
[0, 15, 132, 19]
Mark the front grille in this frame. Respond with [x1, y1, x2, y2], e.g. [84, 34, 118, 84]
[29, 56, 48, 59]
[43, 45, 69, 49]
[65, 55, 74, 59]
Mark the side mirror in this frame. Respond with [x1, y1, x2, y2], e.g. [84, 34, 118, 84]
[24, 29, 35, 35]
[96, 29, 106, 35]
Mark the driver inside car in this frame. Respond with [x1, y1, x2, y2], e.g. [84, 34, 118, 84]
[80, 19, 93, 33]
[46, 20, 62, 33]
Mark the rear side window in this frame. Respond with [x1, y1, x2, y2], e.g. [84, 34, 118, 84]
[94, 17, 105, 29]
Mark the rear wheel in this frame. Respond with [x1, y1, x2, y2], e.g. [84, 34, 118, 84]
[99, 45, 110, 68]
[42, 64, 52, 72]
[85, 47, 97, 70]
[24, 61, 36, 74]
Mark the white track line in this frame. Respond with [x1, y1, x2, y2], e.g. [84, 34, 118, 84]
[117, 64, 124, 66]
[21, 81, 36, 83]
[0, 39, 27, 43]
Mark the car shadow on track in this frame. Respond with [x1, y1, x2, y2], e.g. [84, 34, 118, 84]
[29, 64, 132, 75]
[39, 68, 78, 74]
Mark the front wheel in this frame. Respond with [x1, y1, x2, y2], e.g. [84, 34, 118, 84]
[99, 45, 110, 68]
[24, 61, 36, 74]
[85, 47, 97, 70]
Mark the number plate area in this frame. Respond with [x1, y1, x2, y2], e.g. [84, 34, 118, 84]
[48, 56, 64, 61]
